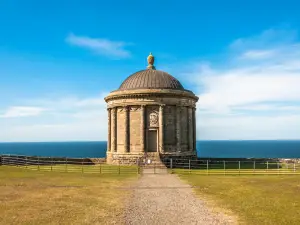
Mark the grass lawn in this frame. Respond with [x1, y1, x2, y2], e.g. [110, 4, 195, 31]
[179, 175, 300, 225]
[0, 166, 137, 225]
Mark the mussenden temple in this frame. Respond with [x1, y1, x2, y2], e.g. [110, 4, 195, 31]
[104, 53, 199, 164]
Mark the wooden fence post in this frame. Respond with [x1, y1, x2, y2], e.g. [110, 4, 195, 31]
[65, 158, 67, 172]
[38, 156, 40, 171]
[170, 158, 173, 174]
[99, 163, 102, 174]
[118, 162, 121, 175]
[81, 158, 84, 173]
[253, 161, 256, 174]
[207, 160, 209, 175]
[189, 159, 191, 174]
[238, 161, 240, 176]
[294, 163, 296, 173]
[223, 160, 226, 175]
[51, 157, 53, 171]
[267, 161, 269, 171]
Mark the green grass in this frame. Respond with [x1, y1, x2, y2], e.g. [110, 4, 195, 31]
[179, 175, 300, 225]
[0, 166, 137, 225]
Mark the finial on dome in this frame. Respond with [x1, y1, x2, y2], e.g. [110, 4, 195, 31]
[147, 52, 156, 70]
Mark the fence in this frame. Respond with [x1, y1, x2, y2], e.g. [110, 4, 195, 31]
[1, 154, 300, 175]
[0, 154, 139, 175]
[161, 158, 300, 175]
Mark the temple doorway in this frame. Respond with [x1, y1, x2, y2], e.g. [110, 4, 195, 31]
[147, 130, 158, 152]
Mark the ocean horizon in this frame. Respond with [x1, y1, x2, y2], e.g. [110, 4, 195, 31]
[1, 140, 300, 158]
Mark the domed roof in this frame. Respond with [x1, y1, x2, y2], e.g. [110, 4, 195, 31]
[119, 53, 184, 90]
[119, 69, 184, 90]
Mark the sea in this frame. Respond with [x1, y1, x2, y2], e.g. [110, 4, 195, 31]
[0, 140, 300, 158]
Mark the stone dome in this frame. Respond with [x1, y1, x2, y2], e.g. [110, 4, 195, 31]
[118, 52, 184, 91]
[119, 69, 184, 90]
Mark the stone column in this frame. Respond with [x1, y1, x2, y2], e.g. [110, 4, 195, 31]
[107, 108, 111, 151]
[193, 107, 196, 152]
[188, 107, 193, 152]
[159, 105, 165, 153]
[111, 107, 117, 152]
[176, 106, 181, 152]
[124, 106, 129, 153]
[140, 105, 145, 152]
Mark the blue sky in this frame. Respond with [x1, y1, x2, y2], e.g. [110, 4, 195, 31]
[1, 0, 300, 141]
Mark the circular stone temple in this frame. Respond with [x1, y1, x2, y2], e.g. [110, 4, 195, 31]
[104, 53, 199, 164]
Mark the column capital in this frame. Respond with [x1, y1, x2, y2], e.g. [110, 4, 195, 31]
[124, 106, 130, 111]
[159, 104, 166, 110]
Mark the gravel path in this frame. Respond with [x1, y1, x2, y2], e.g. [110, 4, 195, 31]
[124, 170, 237, 225]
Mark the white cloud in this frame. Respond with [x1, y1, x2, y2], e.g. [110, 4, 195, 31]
[0, 106, 46, 118]
[184, 28, 300, 140]
[66, 33, 132, 58]
[0, 94, 108, 142]
[2, 28, 300, 141]
[230, 28, 298, 51]
[240, 50, 276, 59]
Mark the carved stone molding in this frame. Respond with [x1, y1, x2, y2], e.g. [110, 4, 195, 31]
[129, 106, 141, 111]
[149, 111, 159, 127]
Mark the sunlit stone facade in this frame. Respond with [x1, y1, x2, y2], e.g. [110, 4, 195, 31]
[104, 53, 198, 164]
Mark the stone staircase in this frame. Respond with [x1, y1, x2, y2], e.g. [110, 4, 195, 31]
[140, 153, 168, 172]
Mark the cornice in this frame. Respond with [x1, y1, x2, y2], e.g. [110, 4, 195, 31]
[104, 89, 199, 102]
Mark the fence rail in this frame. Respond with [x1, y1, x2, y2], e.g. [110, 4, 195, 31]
[1, 154, 300, 175]
[0, 154, 139, 174]
[161, 158, 300, 175]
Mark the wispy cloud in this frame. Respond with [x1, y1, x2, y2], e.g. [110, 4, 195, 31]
[182, 28, 300, 139]
[240, 50, 276, 59]
[230, 28, 298, 51]
[66, 33, 132, 58]
[0, 94, 108, 142]
[0, 106, 46, 118]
